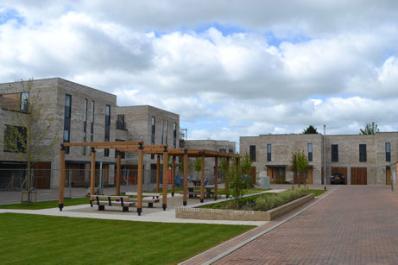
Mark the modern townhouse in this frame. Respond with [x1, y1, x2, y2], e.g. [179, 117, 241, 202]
[240, 132, 398, 185]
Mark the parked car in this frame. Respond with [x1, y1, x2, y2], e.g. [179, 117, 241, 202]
[330, 173, 346, 184]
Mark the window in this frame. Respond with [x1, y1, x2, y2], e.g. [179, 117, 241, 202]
[83, 99, 88, 155]
[331, 144, 338, 162]
[307, 143, 313, 162]
[63, 94, 72, 153]
[151, 116, 155, 144]
[359, 144, 367, 162]
[161, 120, 165, 144]
[116, 114, 126, 130]
[249, 145, 256, 162]
[165, 120, 168, 145]
[90, 100, 95, 141]
[104, 105, 111, 157]
[0, 92, 29, 112]
[4, 125, 27, 153]
[386, 142, 391, 162]
[173, 122, 177, 148]
[20, 92, 29, 113]
[267, 144, 272, 162]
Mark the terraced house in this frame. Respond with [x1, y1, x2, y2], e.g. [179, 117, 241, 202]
[240, 133, 398, 185]
[0, 78, 179, 190]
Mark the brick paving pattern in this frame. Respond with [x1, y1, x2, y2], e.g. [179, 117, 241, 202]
[216, 186, 398, 265]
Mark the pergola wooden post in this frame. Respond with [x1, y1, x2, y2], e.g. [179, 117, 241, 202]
[137, 143, 144, 216]
[171, 156, 176, 196]
[115, 154, 121, 196]
[225, 157, 230, 198]
[183, 149, 189, 206]
[200, 155, 205, 203]
[58, 144, 66, 211]
[214, 156, 218, 200]
[162, 146, 168, 210]
[156, 155, 160, 193]
[90, 148, 96, 195]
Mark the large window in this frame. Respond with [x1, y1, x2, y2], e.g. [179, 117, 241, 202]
[249, 145, 256, 162]
[4, 125, 27, 153]
[83, 99, 88, 155]
[331, 144, 338, 162]
[20, 92, 29, 113]
[104, 105, 111, 157]
[307, 143, 313, 162]
[151, 116, 155, 144]
[0, 92, 29, 112]
[63, 94, 72, 153]
[267, 144, 272, 162]
[386, 142, 391, 162]
[116, 114, 126, 130]
[90, 101, 95, 141]
[173, 122, 177, 148]
[359, 144, 367, 162]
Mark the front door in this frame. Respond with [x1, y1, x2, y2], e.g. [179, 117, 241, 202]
[386, 166, 392, 185]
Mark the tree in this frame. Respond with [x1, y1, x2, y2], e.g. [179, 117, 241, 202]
[303, 125, 318, 134]
[193, 157, 203, 177]
[360, 122, 379, 135]
[229, 155, 253, 201]
[4, 80, 57, 202]
[291, 151, 309, 187]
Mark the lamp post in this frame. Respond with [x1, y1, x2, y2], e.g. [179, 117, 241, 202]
[323, 124, 327, 189]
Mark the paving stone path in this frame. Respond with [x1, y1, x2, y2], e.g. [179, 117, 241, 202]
[216, 186, 398, 265]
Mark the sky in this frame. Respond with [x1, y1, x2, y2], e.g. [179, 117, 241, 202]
[1, 1, 398, 144]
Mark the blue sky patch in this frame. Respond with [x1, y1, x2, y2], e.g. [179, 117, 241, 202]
[0, 8, 24, 25]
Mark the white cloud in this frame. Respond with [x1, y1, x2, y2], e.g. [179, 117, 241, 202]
[1, 1, 398, 144]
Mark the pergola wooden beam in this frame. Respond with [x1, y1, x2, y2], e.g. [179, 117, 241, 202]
[58, 145, 66, 211]
[162, 146, 168, 210]
[115, 154, 121, 196]
[90, 148, 96, 196]
[183, 149, 189, 206]
[200, 155, 205, 203]
[214, 156, 218, 200]
[136, 143, 144, 216]
[156, 155, 160, 193]
[171, 156, 176, 196]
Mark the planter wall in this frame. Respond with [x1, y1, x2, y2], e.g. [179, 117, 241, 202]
[176, 193, 314, 221]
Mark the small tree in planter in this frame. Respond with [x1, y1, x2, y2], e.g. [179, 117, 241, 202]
[193, 157, 203, 182]
[240, 154, 253, 188]
[228, 155, 253, 207]
[291, 151, 309, 187]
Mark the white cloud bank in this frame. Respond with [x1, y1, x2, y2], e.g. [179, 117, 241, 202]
[1, 1, 398, 144]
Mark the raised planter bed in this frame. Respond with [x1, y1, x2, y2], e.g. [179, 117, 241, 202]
[176, 193, 314, 221]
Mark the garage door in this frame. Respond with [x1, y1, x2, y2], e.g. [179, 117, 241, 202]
[331, 167, 348, 184]
[351, 167, 367, 185]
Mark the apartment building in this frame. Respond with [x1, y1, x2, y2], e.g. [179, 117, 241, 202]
[115, 105, 179, 190]
[240, 133, 398, 185]
[0, 78, 179, 190]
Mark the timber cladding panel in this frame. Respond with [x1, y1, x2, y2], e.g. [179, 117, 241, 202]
[351, 167, 367, 185]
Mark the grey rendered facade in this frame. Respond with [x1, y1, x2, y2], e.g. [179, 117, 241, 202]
[240, 133, 397, 185]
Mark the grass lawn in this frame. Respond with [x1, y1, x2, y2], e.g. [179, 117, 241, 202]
[0, 197, 89, 210]
[0, 213, 253, 265]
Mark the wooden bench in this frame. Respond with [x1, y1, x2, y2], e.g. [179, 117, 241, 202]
[90, 195, 133, 212]
[125, 192, 160, 208]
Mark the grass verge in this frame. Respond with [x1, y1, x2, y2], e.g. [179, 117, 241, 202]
[0, 197, 89, 210]
[0, 213, 253, 265]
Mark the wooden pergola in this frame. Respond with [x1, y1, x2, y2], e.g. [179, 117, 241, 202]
[58, 141, 237, 215]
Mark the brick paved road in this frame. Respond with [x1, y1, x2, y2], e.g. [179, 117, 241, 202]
[216, 186, 398, 265]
